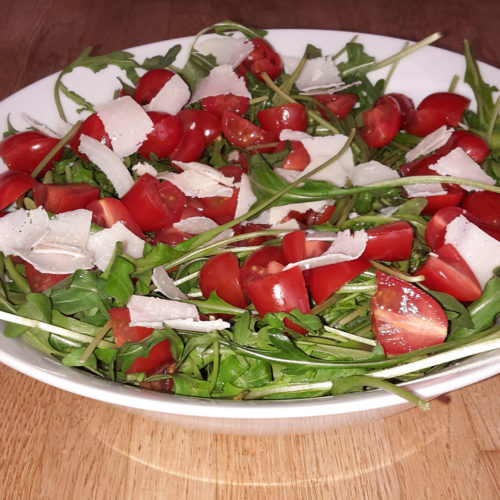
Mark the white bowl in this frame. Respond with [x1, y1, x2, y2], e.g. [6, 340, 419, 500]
[1, 29, 499, 434]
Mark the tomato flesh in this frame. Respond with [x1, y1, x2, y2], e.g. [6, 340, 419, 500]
[176, 109, 222, 147]
[110, 308, 173, 375]
[69, 113, 111, 160]
[86, 197, 143, 237]
[461, 191, 500, 226]
[199, 252, 247, 309]
[240, 245, 286, 289]
[370, 272, 448, 355]
[0, 170, 37, 210]
[416, 244, 481, 302]
[359, 95, 401, 148]
[273, 140, 310, 171]
[201, 94, 250, 117]
[222, 110, 274, 150]
[257, 103, 307, 140]
[25, 263, 70, 293]
[313, 93, 358, 120]
[281, 230, 329, 264]
[237, 38, 283, 81]
[436, 130, 490, 163]
[133, 69, 174, 105]
[0, 131, 62, 177]
[138, 112, 182, 159]
[33, 182, 100, 214]
[362, 221, 413, 261]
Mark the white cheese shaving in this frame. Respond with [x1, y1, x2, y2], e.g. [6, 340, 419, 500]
[405, 126, 453, 162]
[38, 209, 93, 250]
[95, 96, 153, 157]
[282, 56, 342, 91]
[152, 266, 188, 300]
[159, 171, 234, 198]
[350, 160, 400, 186]
[0, 157, 8, 174]
[444, 215, 500, 288]
[128, 294, 199, 322]
[283, 229, 367, 271]
[132, 162, 157, 177]
[278, 130, 354, 187]
[429, 147, 496, 191]
[195, 35, 253, 68]
[190, 64, 251, 104]
[78, 135, 134, 197]
[144, 73, 191, 115]
[21, 113, 62, 139]
[132, 317, 231, 332]
[87, 222, 145, 271]
[173, 216, 218, 234]
[234, 173, 257, 218]
[0, 208, 49, 251]
[172, 161, 235, 186]
[404, 183, 447, 198]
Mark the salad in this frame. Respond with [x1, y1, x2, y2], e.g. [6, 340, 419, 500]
[0, 21, 499, 409]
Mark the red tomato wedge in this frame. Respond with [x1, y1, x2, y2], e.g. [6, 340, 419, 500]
[359, 95, 401, 148]
[199, 188, 238, 225]
[0, 170, 37, 210]
[416, 244, 481, 302]
[273, 140, 310, 171]
[176, 109, 222, 147]
[138, 112, 183, 159]
[132, 68, 174, 105]
[33, 182, 100, 214]
[370, 272, 448, 355]
[69, 113, 111, 160]
[237, 38, 283, 81]
[25, 263, 70, 293]
[385, 93, 415, 130]
[110, 308, 173, 375]
[86, 197, 143, 237]
[425, 206, 467, 251]
[201, 94, 250, 117]
[240, 245, 286, 289]
[281, 230, 329, 264]
[313, 93, 358, 120]
[0, 131, 62, 177]
[461, 191, 500, 226]
[308, 258, 371, 304]
[405, 92, 470, 137]
[257, 103, 308, 140]
[199, 252, 247, 309]
[222, 110, 274, 150]
[246, 265, 310, 322]
[436, 130, 490, 163]
[362, 221, 413, 261]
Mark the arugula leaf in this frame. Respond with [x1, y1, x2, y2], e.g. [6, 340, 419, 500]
[179, 52, 217, 91]
[4, 294, 52, 338]
[141, 44, 182, 70]
[185, 291, 246, 316]
[62, 346, 98, 371]
[212, 20, 267, 39]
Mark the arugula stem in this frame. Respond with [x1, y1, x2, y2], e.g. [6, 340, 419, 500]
[3, 256, 30, 294]
[241, 381, 333, 399]
[323, 325, 376, 346]
[30, 121, 82, 179]
[207, 338, 220, 395]
[382, 41, 409, 93]
[79, 320, 112, 363]
[368, 260, 425, 283]
[485, 95, 500, 145]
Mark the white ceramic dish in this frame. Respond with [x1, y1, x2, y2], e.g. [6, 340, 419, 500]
[1, 29, 499, 434]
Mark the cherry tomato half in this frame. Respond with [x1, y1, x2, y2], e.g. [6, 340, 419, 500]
[237, 38, 283, 81]
[33, 182, 100, 214]
[86, 197, 143, 237]
[0, 170, 37, 210]
[240, 245, 286, 289]
[222, 110, 274, 150]
[461, 191, 500, 226]
[69, 113, 111, 160]
[133, 69, 175, 105]
[25, 262, 70, 293]
[138, 112, 183, 159]
[370, 271, 448, 355]
[313, 93, 358, 120]
[436, 130, 490, 163]
[110, 307, 173, 375]
[281, 231, 329, 264]
[359, 95, 401, 148]
[257, 103, 308, 140]
[0, 131, 62, 177]
[415, 244, 481, 302]
[201, 94, 250, 117]
[199, 252, 247, 309]
[177, 109, 222, 147]
[273, 140, 310, 171]
[361, 221, 413, 261]
[385, 93, 415, 130]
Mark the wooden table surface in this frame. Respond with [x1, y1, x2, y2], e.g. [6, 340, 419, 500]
[1, 1, 499, 498]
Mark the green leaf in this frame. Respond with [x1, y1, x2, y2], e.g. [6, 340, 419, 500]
[116, 329, 169, 372]
[179, 52, 217, 91]
[337, 43, 375, 77]
[305, 44, 322, 59]
[103, 255, 135, 305]
[4, 293, 52, 338]
[185, 291, 246, 316]
[232, 311, 252, 345]
[425, 289, 474, 331]
[133, 242, 183, 275]
[141, 44, 182, 70]
[162, 326, 184, 362]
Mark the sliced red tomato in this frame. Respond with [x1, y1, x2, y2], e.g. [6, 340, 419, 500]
[305, 204, 336, 226]
[231, 222, 273, 247]
[199, 252, 247, 309]
[257, 103, 308, 140]
[132, 68, 175, 105]
[246, 265, 310, 320]
[273, 140, 310, 171]
[86, 197, 143, 237]
[461, 191, 500, 226]
[0, 131, 62, 177]
[109, 307, 173, 375]
[240, 245, 286, 289]
[25, 263, 70, 293]
[237, 38, 283, 81]
[176, 109, 222, 146]
[219, 164, 244, 183]
[158, 180, 188, 222]
[308, 258, 371, 304]
[121, 173, 177, 231]
[385, 93, 415, 130]
[313, 93, 358, 120]
[201, 94, 250, 117]
[436, 130, 490, 162]
[153, 226, 192, 246]
[33, 182, 100, 214]
[222, 110, 274, 150]
[281, 230, 329, 264]
[359, 95, 401, 148]
[138, 112, 182, 159]
[370, 271, 448, 355]
[405, 92, 470, 137]
[69, 113, 111, 160]
[362, 221, 413, 261]
[425, 206, 467, 251]
[0, 170, 37, 210]
[169, 126, 205, 163]
[415, 244, 481, 302]
[199, 188, 238, 225]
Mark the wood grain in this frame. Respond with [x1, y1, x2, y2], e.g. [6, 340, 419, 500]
[0, 1, 499, 498]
